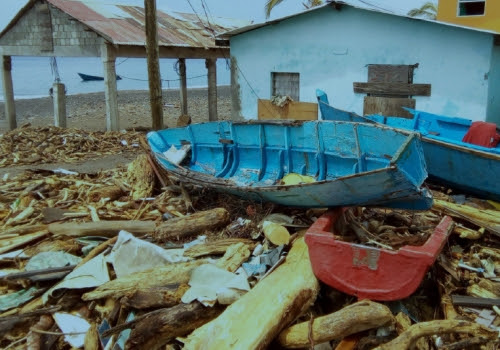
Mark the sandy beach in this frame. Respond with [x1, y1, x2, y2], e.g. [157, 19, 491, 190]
[0, 85, 234, 132]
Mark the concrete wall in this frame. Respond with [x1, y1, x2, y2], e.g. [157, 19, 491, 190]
[230, 5, 495, 121]
[0, 2, 102, 57]
[487, 42, 500, 123]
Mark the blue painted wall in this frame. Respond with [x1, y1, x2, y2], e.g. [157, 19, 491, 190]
[230, 5, 496, 121]
[487, 43, 500, 124]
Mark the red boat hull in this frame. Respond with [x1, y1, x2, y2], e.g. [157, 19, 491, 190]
[305, 208, 453, 301]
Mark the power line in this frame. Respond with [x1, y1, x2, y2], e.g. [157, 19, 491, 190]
[185, 0, 280, 119]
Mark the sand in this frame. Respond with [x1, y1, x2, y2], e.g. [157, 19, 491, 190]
[0, 85, 234, 132]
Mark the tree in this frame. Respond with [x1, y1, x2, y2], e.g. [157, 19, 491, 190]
[265, 0, 323, 19]
[407, 2, 438, 20]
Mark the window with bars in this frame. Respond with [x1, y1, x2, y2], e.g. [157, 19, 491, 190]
[458, 0, 485, 16]
[271, 72, 300, 101]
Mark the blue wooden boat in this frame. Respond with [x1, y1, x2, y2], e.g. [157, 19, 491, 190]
[317, 89, 500, 200]
[148, 120, 432, 209]
[78, 73, 122, 81]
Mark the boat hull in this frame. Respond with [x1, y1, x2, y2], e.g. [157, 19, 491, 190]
[317, 89, 500, 201]
[78, 73, 122, 81]
[305, 208, 453, 300]
[148, 120, 431, 209]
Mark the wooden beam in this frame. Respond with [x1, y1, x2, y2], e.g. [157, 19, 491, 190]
[101, 44, 120, 131]
[363, 96, 415, 118]
[451, 295, 500, 308]
[2, 56, 16, 130]
[206, 58, 217, 121]
[52, 83, 67, 127]
[353, 82, 431, 96]
[145, 0, 164, 130]
[179, 58, 188, 116]
[116, 46, 230, 59]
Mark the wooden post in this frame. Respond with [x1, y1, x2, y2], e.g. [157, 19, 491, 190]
[206, 58, 217, 121]
[179, 58, 188, 115]
[230, 56, 240, 120]
[101, 44, 119, 131]
[145, 0, 164, 130]
[52, 83, 67, 128]
[2, 56, 16, 130]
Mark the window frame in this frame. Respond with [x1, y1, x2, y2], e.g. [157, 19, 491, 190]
[457, 0, 486, 17]
[271, 72, 300, 101]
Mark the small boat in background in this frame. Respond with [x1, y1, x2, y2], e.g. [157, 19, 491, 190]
[78, 73, 122, 81]
[316, 89, 500, 201]
[148, 120, 432, 210]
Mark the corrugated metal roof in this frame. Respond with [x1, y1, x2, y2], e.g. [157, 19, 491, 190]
[0, 0, 251, 48]
[222, 0, 497, 37]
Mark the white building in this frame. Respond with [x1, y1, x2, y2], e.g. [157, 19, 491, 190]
[224, 1, 500, 123]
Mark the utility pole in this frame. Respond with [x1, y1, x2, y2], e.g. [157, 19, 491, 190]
[145, 0, 164, 130]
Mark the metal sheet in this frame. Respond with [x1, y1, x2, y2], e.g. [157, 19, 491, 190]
[3, 0, 249, 48]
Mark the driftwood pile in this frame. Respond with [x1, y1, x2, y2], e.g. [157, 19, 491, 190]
[0, 125, 142, 166]
[0, 127, 499, 349]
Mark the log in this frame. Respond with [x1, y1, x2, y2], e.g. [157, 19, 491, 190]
[48, 220, 156, 237]
[88, 185, 124, 202]
[154, 208, 230, 241]
[467, 284, 498, 299]
[215, 242, 251, 272]
[278, 300, 393, 348]
[0, 230, 49, 254]
[121, 283, 190, 309]
[82, 259, 207, 301]
[182, 237, 319, 350]
[125, 302, 224, 350]
[433, 199, 500, 237]
[127, 154, 155, 200]
[184, 238, 255, 258]
[373, 320, 497, 350]
[394, 313, 429, 350]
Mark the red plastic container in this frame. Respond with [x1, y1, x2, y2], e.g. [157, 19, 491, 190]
[305, 208, 453, 301]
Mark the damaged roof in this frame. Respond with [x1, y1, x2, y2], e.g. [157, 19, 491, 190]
[222, 0, 497, 37]
[0, 0, 250, 48]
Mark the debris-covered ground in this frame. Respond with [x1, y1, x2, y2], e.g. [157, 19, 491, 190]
[0, 126, 499, 349]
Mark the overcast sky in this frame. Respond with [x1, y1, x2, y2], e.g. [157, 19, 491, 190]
[0, 0, 429, 31]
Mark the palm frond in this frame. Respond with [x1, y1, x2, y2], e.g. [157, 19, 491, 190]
[303, 0, 323, 9]
[265, 0, 285, 18]
[407, 2, 437, 20]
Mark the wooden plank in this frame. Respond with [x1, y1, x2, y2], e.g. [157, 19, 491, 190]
[363, 96, 415, 118]
[368, 65, 411, 83]
[353, 82, 431, 96]
[451, 294, 500, 307]
[258, 99, 317, 120]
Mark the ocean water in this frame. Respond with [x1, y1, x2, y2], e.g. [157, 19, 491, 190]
[0, 56, 231, 100]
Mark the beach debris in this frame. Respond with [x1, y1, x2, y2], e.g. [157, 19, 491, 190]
[281, 173, 316, 185]
[182, 237, 319, 349]
[262, 220, 290, 245]
[162, 144, 191, 165]
[278, 300, 394, 348]
[53, 312, 91, 348]
[0, 126, 142, 167]
[181, 264, 250, 306]
[1, 138, 500, 350]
